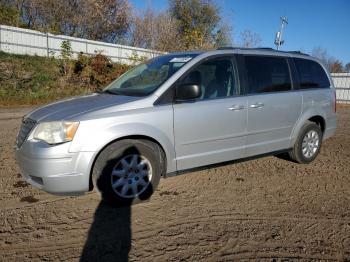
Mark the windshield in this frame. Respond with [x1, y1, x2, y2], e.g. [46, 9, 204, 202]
[103, 54, 198, 96]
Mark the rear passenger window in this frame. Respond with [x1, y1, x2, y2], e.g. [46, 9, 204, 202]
[244, 56, 291, 94]
[294, 58, 330, 89]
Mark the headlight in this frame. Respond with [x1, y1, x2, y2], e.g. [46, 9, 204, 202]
[33, 121, 79, 144]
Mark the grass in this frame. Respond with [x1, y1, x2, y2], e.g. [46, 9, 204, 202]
[0, 51, 130, 106]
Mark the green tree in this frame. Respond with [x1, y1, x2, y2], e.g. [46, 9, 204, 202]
[59, 40, 73, 75]
[60, 40, 72, 59]
[169, 0, 229, 50]
[0, 2, 20, 26]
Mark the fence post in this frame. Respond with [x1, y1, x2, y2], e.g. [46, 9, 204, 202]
[46, 33, 49, 57]
[0, 25, 2, 52]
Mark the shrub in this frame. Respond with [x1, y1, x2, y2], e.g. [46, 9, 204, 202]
[72, 52, 130, 89]
[0, 51, 131, 105]
[59, 40, 73, 76]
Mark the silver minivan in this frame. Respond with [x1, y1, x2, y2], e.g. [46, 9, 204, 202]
[15, 48, 337, 205]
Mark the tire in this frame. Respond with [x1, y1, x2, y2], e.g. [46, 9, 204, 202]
[288, 121, 323, 164]
[92, 139, 163, 206]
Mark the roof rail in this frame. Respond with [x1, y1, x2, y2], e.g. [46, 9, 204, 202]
[216, 46, 309, 56]
[275, 50, 310, 56]
[217, 47, 274, 51]
[287, 51, 310, 56]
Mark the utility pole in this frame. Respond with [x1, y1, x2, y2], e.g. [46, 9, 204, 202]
[274, 16, 288, 50]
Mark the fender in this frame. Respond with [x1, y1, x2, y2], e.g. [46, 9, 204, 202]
[289, 108, 327, 148]
[69, 118, 177, 173]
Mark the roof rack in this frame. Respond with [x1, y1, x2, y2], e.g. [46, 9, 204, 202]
[287, 51, 309, 55]
[216, 47, 309, 56]
[217, 47, 274, 51]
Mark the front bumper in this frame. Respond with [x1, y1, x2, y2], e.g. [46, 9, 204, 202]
[15, 140, 96, 195]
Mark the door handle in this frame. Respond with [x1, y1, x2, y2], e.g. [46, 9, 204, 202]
[250, 102, 264, 108]
[229, 105, 245, 111]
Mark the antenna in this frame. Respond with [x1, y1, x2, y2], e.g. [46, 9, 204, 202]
[274, 16, 288, 50]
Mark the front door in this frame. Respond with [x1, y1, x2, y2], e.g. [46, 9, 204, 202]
[173, 56, 248, 171]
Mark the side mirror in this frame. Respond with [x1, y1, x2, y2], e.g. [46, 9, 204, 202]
[175, 84, 201, 101]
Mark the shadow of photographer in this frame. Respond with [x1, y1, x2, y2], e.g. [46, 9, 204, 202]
[81, 143, 158, 261]
[80, 202, 131, 262]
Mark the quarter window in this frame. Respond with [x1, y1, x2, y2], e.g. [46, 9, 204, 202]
[294, 58, 330, 89]
[244, 56, 292, 94]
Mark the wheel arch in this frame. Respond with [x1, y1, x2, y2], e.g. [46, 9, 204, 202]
[308, 115, 325, 133]
[88, 135, 169, 191]
[290, 111, 327, 147]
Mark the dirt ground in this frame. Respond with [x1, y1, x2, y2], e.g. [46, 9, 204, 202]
[0, 107, 349, 262]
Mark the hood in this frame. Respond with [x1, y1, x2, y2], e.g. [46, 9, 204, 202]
[26, 93, 142, 122]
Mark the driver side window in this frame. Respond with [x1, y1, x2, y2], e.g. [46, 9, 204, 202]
[180, 57, 237, 100]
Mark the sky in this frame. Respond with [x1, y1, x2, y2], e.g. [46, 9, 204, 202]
[130, 0, 350, 64]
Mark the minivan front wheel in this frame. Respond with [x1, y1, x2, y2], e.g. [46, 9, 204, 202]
[289, 121, 323, 164]
[92, 139, 162, 206]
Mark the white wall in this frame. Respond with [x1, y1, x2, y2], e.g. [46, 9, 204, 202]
[331, 73, 350, 103]
[0, 24, 163, 64]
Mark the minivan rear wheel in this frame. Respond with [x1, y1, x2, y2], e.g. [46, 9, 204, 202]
[92, 139, 162, 206]
[289, 121, 322, 164]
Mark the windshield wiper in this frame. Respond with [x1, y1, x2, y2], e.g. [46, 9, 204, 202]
[97, 89, 120, 95]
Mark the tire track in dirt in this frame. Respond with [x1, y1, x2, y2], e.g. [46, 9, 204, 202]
[2, 199, 349, 260]
[1, 108, 350, 261]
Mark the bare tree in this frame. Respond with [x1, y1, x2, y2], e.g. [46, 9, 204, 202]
[215, 22, 233, 48]
[345, 63, 350, 73]
[83, 0, 131, 42]
[311, 47, 344, 72]
[239, 29, 261, 48]
[329, 60, 344, 73]
[312, 47, 330, 65]
[129, 8, 182, 52]
[155, 12, 183, 51]
[2, 0, 132, 42]
[129, 8, 156, 50]
[3, 0, 233, 51]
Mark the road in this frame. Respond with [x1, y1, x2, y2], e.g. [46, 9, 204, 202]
[0, 107, 349, 261]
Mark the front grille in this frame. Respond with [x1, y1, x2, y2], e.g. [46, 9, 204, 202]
[16, 118, 36, 148]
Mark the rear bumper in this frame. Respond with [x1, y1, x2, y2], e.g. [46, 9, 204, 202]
[323, 116, 337, 140]
[15, 140, 96, 195]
